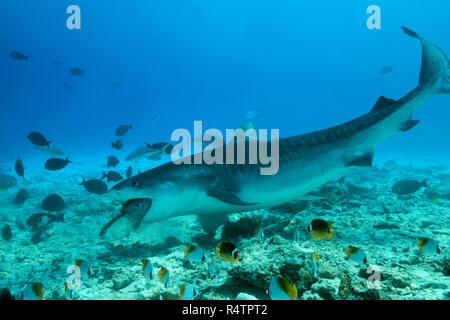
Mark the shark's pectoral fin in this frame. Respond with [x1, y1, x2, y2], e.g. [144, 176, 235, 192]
[207, 190, 259, 206]
[399, 119, 420, 132]
[345, 151, 374, 167]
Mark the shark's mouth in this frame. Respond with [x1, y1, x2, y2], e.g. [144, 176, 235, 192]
[99, 198, 152, 236]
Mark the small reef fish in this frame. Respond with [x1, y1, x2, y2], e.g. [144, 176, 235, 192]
[110, 82, 122, 89]
[80, 178, 108, 195]
[27, 131, 51, 148]
[41, 194, 65, 212]
[245, 109, 262, 120]
[69, 68, 84, 76]
[111, 140, 124, 150]
[417, 238, 440, 254]
[255, 226, 265, 240]
[184, 245, 205, 263]
[310, 252, 319, 277]
[102, 170, 123, 183]
[14, 188, 30, 205]
[1, 224, 12, 241]
[115, 124, 132, 137]
[99, 198, 152, 236]
[75, 260, 91, 278]
[179, 283, 197, 300]
[21, 283, 44, 300]
[216, 241, 240, 263]
[207, 258, 216, 279]
[346, 246, 367, 264]
[426, 192, 437, 202]
[306, 219, 335, 241]
[107, 155, 120, 168]
[44, 157, 72, 171]
[158, 267, 170, 288]
[0, 173, 17, 191]
[379, 65, 395, 75]
[9, 50, 28, 61]
[383, 159, 397, 171]
[126, 166, 133, 178]
[53, 61, 64, 66]
[14, 159, 25, 178]
[63, 83, 72, 90]
[142, 259, 153, 281]
[267, 276, 297, 300]
[392, 179, 427, 196]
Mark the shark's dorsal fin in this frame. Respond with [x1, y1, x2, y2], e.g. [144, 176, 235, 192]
[371, 96, 399, 112]
[345, 151, 374, 167]
[207, 189, 259, 206]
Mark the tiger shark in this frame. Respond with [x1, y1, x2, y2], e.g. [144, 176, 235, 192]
[106, 27, 450, 233]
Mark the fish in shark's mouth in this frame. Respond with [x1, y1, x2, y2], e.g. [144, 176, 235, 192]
[99, 198, 152, 236]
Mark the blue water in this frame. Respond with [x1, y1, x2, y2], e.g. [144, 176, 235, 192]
[1, 0, 450, 160]
[0, 1, 449, 301]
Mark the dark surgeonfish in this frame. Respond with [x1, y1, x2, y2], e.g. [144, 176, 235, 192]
[99, 198, 152, 236]
[80, 178, 108, 194]
[44, 157, 72, 171]
[107, 156, 120, 168]
[69, 68, 84, 76]
[110, 82, 122, 89]
[31, 224, 53, 244]
[126, 166, 132, 178]
[1, 224, 12, 241]
[111, 140, 123, 150]
[379, 65, 394, 75]
[115, 124, 132, 137]
[41, 194, 65, 212]
[14, 159, 25, 178]
[9, 51, 28, 61]
[63, 83, 72, 90]
[102, 170, 123, 182]
[26, 213, 64, 231]
[392, 179, 427, 196]
[0, 173, 17, 191]
[53, 61, 64, 66]
[14, 188, 30, 205]
[27, 132, 51, 148]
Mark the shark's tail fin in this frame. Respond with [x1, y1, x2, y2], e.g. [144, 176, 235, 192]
[402, 26, 450, 94]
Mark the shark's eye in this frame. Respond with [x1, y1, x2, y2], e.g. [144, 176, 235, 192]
[132, 180, 138, 187]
